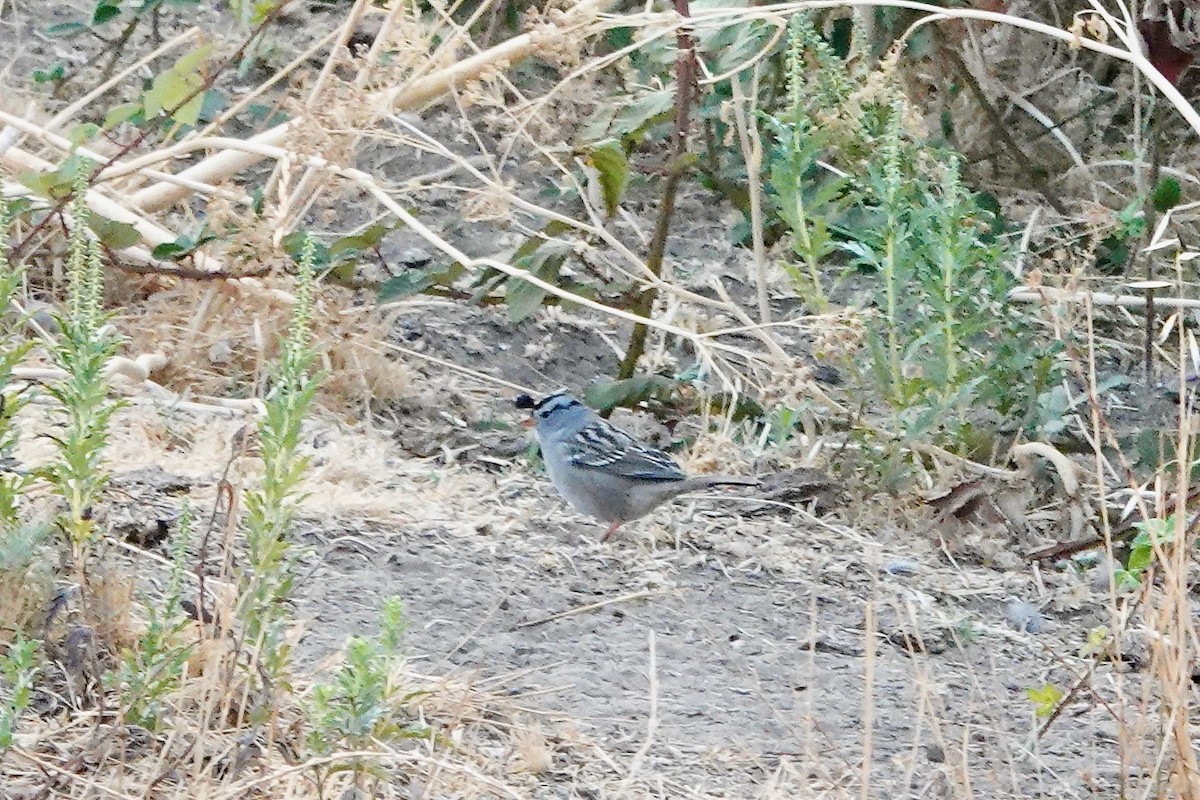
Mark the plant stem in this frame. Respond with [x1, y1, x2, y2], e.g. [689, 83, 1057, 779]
[617, 167, 686, 382]
[882, 226, 900, 395]
[616, 0, 696, 383]
[1142, 99, 1162, 382]
[789, 182, 828, 311]
[940, 246, 957, 385]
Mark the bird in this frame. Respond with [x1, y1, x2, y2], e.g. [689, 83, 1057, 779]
[515, 391, 760, 542]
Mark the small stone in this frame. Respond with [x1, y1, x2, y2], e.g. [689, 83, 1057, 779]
[397, 247, 433, 268]
[1006, 600, 1046, 633]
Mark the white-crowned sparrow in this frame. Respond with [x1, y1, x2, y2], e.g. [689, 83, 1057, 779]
[515, 392, 759, 542]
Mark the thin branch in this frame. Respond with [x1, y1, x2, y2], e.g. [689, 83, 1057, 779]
[616, 0, 698, 383]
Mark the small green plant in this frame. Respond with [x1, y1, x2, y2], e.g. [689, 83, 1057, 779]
[0, 197, 36, 533]
[1096, 197, 1147, 274]
[307, 597, 427, 786]
[42, 173, 123, 569]
[953, 617, 981, 645]
[0, 198, 49, 639]
[1114, 515, 1176, 589]
[236, 234, 322, 715]
[1025, 682, 1063, 718]
[110, 505, 195, 731]
[0, 635, 39, 753]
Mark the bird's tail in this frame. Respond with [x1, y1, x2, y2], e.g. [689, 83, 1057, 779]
[689, 475, 760, 490]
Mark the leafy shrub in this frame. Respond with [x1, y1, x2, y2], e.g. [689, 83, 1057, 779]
[765, 15, 1060, 456]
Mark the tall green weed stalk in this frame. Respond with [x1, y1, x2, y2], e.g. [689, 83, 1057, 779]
[765, 16, 857, 310]
[867, 97, 909, 399]
[44, 175, 122, 568]
[0, 197, 47, 632]
[0, 198, 35, 528]
[0, 198, 41, 754]
[236, 234, 321, 715]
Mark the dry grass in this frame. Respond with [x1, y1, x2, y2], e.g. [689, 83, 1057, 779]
[119, 276, 413, 414]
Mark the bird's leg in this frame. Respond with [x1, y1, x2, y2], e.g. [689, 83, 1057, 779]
[599, 521, 622, 543]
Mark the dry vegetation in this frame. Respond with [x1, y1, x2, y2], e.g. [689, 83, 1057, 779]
[2, 0, 1200, 797]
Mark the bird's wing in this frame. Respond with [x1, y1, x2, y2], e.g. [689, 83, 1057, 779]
[566, 421, 687, 482]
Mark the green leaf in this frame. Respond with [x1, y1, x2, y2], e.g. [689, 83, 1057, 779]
[330, 224, 391, 257]
[584, 374, 678, 413]
[143, 45, 213, 126]
[281, 231, 330, 266]
[103, 103, 143, 129]
[580, 89, 675, 143]
[587, 139, 629, 216]
[612, 89, 676, 137]
[92, 1, 121, 25]
[606, 26, 634, 48]
[151, 242, 189, 260]
[197, 88, 228, 123]
[18, 153, 94, 200]
[506, 236, 573, 322]
[377, 270, 435, 301]
[702, 16, 772, 77]
[32, 64, 65, 84]
[1078, 625, 1109, 658]
[506, 255, 562, 323]
[1025, 684, 1063, 718]
[1152, 177, 1182, 213]
[45, 21, 88, 37]
[68, 123, 100, 148]
[88, 216, 141, 249]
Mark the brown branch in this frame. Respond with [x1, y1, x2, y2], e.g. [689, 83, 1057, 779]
[615, 0, 698, 386]
[103, 249, 271, 280]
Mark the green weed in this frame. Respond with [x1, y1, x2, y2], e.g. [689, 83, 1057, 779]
[236, 233, 322, 716]
[766, 15, 1059, 459]
[307, 597, 428, 788]
[41, 173, 123, 569]
[0, 635, 38, 753]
